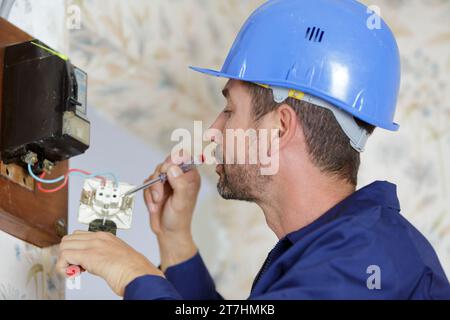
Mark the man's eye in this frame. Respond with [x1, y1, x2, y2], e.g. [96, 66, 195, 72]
[223, 110, 232, 116]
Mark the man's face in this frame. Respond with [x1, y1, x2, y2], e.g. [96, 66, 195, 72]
[209, 80, 271, 202]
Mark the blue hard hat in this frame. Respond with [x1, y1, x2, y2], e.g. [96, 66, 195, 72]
[190, 0, 401, 131]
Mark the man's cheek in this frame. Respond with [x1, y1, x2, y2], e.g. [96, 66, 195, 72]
[222, 131, 233, 165]
[223, 142, 234, 165]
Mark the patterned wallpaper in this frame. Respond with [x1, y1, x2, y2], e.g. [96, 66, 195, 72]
[68, 0, 450, 299]
[0, 231, 64, 299]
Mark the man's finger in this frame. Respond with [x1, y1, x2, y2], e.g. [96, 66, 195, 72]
[148, 163, 167, 205]
[56, 249, 88, 277]
[73, 230, 92, 234]
[161, 150, 192, 173]
[62, 231, 112, 245]
[145, 163, 163, 183]
[63, 231, 98, 242]
[165, 164, 200, 212]
[60, 238, 98, 251]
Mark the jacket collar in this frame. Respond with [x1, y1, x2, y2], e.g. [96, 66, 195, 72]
[285, 181, 400, 244]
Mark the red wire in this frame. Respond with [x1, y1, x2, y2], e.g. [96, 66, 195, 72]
[37, 169, 107, 193]
[37, 172, 69, 193]
[67, 169, 106, 185]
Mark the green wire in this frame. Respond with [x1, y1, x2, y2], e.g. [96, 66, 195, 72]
[31, 41, 69, 61]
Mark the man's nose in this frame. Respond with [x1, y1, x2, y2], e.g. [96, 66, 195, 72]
[207, 114, 225, 141]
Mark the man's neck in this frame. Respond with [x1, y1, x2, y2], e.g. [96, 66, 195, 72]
[257, 167, 355, 240]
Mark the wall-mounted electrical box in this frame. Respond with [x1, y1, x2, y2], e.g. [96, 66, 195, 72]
[1, 39, 90, 173]
[0, 17, 89, 247]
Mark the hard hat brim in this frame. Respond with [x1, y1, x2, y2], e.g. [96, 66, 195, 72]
[190, 66, 400, 132]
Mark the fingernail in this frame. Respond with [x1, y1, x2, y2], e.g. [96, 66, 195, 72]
[151, 190, 160, 202]
[168, 166, 182, 178]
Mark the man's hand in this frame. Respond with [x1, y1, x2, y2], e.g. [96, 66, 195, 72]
[56, 231, 164, 297]
[144, 153, 200, 272]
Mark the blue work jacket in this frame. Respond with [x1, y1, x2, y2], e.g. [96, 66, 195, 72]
[124, 181, 450, 300]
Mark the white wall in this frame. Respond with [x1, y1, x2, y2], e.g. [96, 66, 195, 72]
[8, 0, 67, 52]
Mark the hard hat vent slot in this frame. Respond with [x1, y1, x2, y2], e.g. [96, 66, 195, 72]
[305, 27, 325, 43]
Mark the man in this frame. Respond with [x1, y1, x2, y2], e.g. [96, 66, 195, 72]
[57, 0, 450, 299]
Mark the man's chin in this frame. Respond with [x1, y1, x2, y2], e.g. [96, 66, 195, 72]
[216, 174, 233, 200]
[215, 164, 224, 175]
[215, 164, 255, 202]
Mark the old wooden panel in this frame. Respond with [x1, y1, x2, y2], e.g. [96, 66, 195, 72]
[0, 18, 68, 248]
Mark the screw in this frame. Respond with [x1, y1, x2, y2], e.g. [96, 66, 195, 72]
[43, 159, 55, 174]
[22, 152, 38, 165]
[55, 218, 67, 238]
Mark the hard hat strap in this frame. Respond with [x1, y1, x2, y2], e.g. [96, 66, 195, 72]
[267, 85, 370, 153]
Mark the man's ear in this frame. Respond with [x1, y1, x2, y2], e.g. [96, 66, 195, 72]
[276, 103, 299, 149]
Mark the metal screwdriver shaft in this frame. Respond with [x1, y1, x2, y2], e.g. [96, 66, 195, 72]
[121, 163, 199, 198]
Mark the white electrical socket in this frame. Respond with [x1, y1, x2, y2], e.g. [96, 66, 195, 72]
[78, 178, 136, 230]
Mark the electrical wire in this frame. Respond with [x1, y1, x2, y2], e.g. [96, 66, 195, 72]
[68, 170, 118, 187]
[29, 164, 118, 194]
[67, 169, 108, 186]
[28, 164, 65, 184]
[37, 172, 69, 193]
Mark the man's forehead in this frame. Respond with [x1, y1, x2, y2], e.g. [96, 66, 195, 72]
[222, 80, 243, 99]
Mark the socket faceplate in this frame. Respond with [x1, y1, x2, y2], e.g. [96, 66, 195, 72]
[78, 178, 136, 229]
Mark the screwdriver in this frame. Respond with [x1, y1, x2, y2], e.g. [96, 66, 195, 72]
[121, 162, 200, 198]
[66, 265, 84, 277]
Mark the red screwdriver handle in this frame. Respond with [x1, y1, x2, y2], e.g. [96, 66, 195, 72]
[66, 265, 85, 277]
